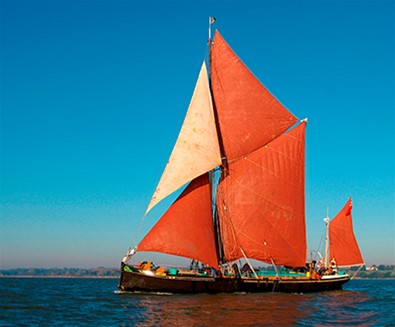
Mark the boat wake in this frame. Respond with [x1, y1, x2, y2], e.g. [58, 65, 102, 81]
[114, 290, 173, 296]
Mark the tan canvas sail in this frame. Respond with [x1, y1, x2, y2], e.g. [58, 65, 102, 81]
[146, 62, 222, 214]
[217, 122, 307, 268]
[210, 31, 298, 161]
[138, 174, 219, 269]
[329, 198, 364, 267]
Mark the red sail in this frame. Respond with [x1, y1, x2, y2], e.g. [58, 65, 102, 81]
[330, 198, 364, 267]
[138, 174, 219, 269]
[210, 31, 298, 161]
[216, 122, 307, 268]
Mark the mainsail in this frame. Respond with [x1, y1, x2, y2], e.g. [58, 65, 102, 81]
[329, 198, 364, 267]
[139, 30, 307, 269]
[216, 122, 307, 268]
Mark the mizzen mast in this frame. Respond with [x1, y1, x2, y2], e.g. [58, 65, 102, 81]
[324, 213, 330, 268]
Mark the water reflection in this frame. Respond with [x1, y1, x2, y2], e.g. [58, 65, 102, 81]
[130, 293, 309, 326]
[298, 290, 378, 326]
[120, 286, 382, 326]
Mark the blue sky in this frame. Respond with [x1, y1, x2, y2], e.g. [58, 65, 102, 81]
[1, 0, 394, 269]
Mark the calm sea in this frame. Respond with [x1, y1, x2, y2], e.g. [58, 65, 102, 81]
[0, 278, 393, 326]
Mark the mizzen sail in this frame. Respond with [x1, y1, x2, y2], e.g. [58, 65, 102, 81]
[329, 198, 364, 267]
[146, 62, 222, 214]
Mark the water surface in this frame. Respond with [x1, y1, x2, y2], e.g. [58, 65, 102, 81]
[0, 278, 393, 326]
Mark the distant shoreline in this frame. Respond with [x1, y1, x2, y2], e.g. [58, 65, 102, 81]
[0, 267, 120, 279]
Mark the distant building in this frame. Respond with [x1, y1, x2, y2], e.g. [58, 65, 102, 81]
[366, 265, 378, 271]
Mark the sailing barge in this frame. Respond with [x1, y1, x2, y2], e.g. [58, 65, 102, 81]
[119, 20, 364, 294]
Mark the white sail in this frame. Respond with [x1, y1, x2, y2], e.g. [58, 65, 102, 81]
[145, 61, 222, 214]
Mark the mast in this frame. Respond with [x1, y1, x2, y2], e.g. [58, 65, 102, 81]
[207, 16, 226, 265]
[324, 214, 330, 268]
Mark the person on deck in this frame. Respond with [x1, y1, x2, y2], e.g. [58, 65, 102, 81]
[330, 258, 338, 274]
[316, 260, 326, 276]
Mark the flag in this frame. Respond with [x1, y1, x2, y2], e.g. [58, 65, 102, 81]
[345, 199, 353, 216]
[210, 17, 216, 24]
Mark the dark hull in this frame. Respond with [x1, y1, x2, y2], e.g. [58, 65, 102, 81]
[118, 264, 350, 294]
